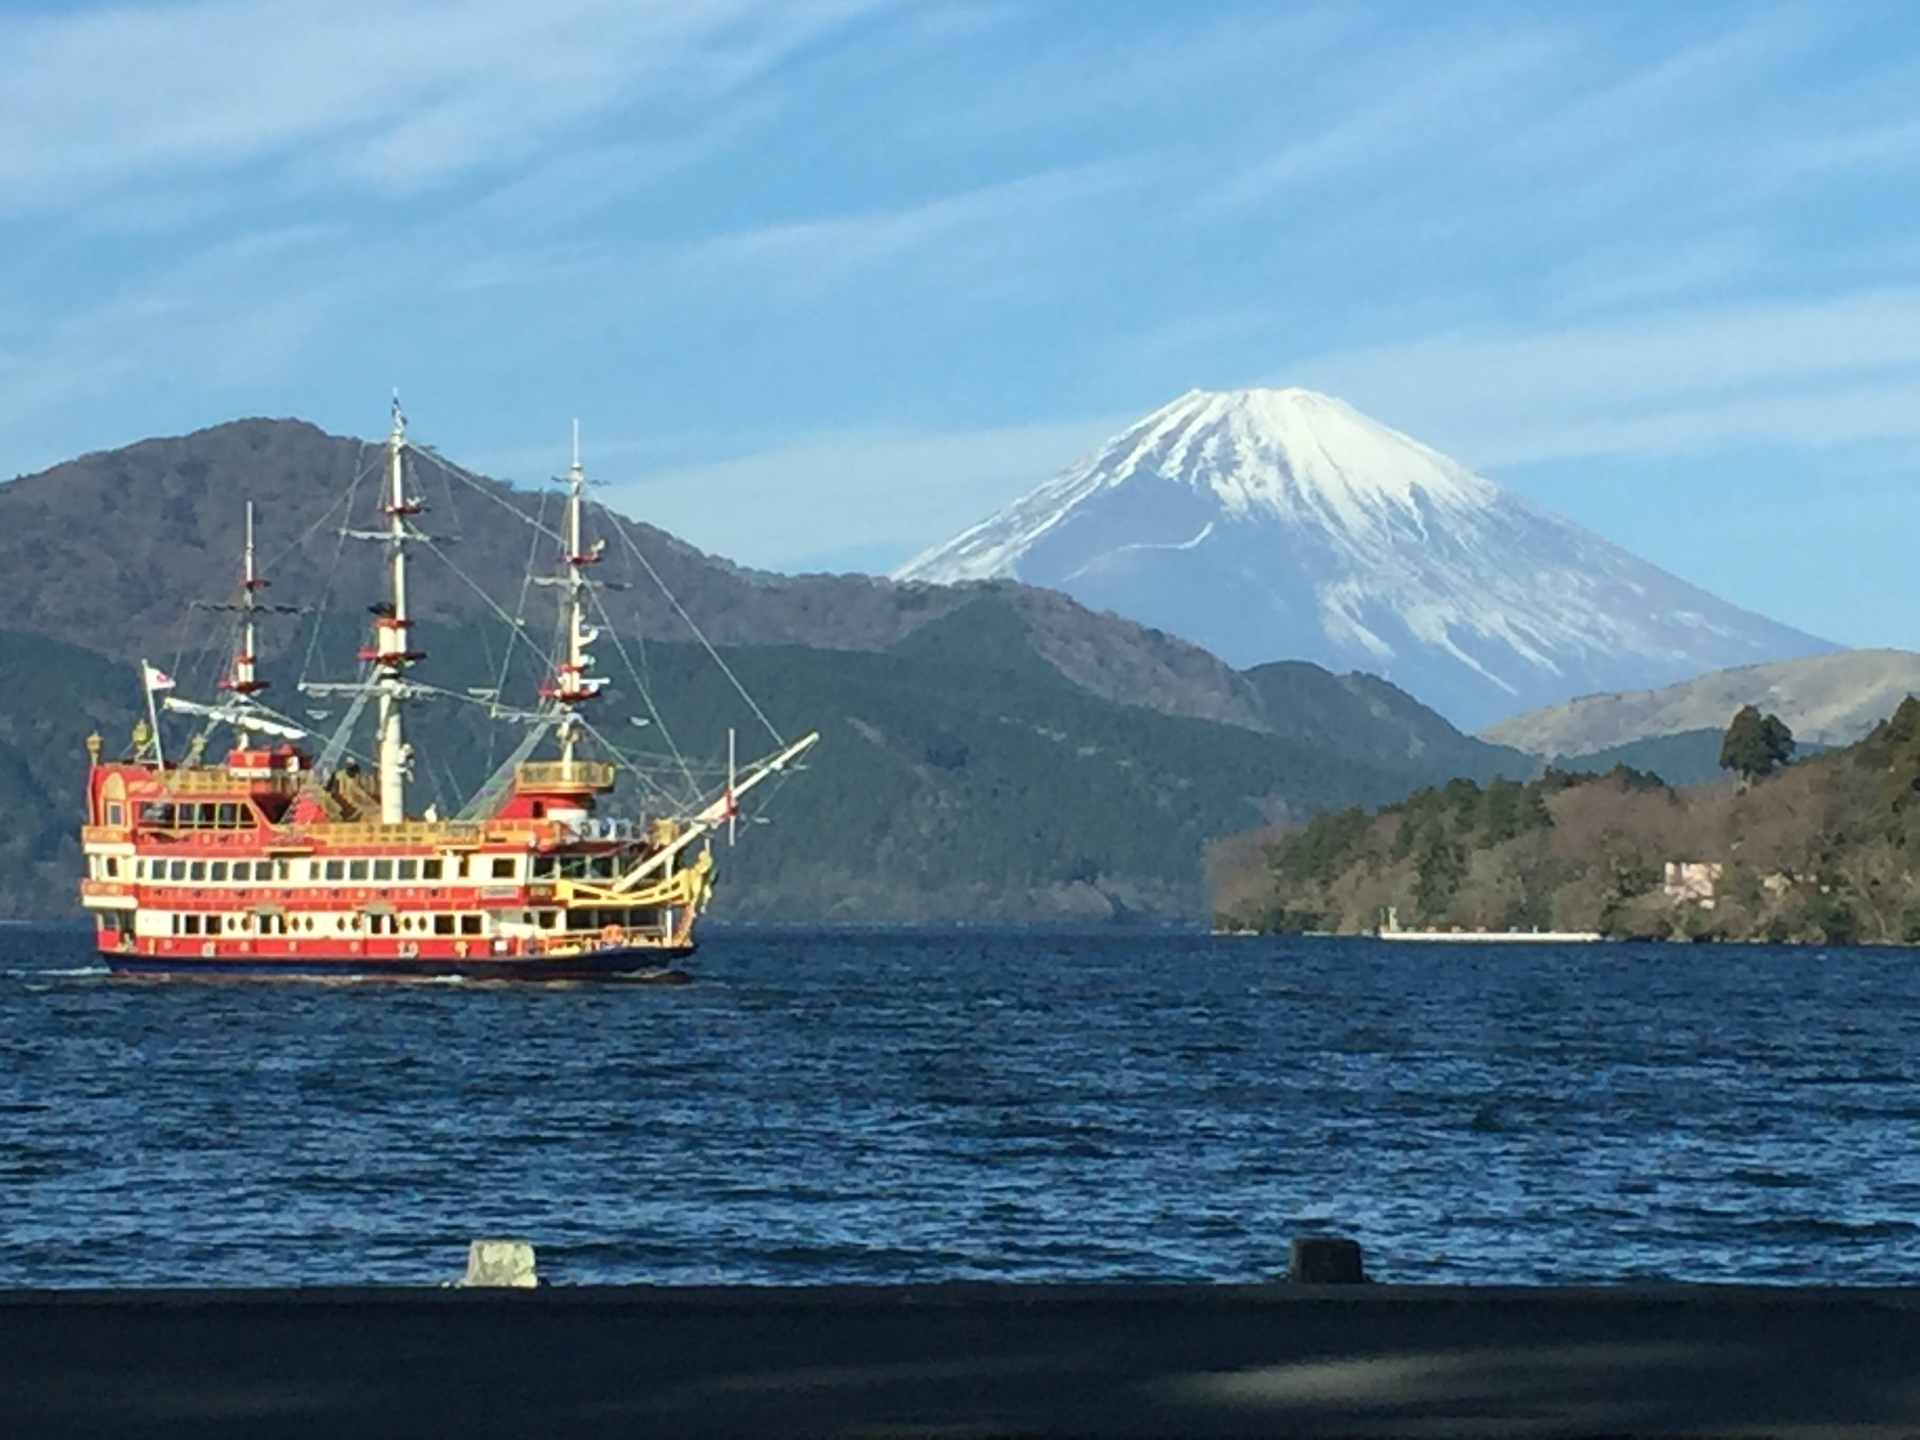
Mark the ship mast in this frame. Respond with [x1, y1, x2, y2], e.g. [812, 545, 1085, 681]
[372, 398, 423, 824]
[219, 501, 269, 749]
[543, 420, 605, 763]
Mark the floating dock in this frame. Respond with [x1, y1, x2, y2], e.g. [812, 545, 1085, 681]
[6, 1283, 1920, 1437]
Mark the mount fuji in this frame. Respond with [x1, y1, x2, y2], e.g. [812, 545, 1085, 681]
[893, 387, 1834, 730]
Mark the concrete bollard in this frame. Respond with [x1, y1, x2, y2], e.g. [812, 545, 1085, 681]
[1288, 1235, 1365, 1284]
[462, 1239, 538, 1288]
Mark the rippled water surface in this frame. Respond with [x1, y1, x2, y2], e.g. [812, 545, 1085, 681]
[4, 924, 1919, 1287]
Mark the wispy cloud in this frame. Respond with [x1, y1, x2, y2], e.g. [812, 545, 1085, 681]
[1205, 23, 1572, 214]
[661, 161, 1135, 309]
[1191, 6, 1874, 317]
[1296, 289, 1920, 470]
[0, 0, 887, 210]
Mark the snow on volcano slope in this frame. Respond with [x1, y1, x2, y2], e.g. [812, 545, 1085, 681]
[894, 388, 1833, 731]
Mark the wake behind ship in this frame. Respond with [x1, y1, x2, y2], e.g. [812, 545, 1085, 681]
[76, 405, 815, 980]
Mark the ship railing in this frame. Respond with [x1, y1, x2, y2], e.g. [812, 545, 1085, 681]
[162, 769, 306, 795]
[552, 867, 701, 910]
[273, 820, 488, 847]
[516, 760, 617, 791]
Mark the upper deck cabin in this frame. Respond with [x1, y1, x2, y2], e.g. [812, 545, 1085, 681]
[87, 743, 311, 838]
[85, 742, 635, 857]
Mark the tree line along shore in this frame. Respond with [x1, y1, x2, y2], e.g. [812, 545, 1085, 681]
[1210, 700, 1920, 945]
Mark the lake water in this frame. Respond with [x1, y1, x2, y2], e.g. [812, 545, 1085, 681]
[3, 924, 1917, 1288]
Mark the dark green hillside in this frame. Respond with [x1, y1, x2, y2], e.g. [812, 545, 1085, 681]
[887, 595, 1070, 685]
[1551, 729, 1726, 786]
[1550, 728, 1828, 788]
[5, 607, 1498, 922]
[0, 634, 143, 916]
[372, 609, 1446, 921]
[605, 643, 1429, 922]
[1241, 661, 1529, 781]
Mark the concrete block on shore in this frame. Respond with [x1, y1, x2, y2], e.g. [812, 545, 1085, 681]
[462, 1239, 537, 1288]
[1289, 1235, 1364, 1284]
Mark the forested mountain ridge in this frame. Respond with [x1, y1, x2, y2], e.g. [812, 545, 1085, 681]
[0, 418, 1263, 732]
[0, 614, 1523, 922]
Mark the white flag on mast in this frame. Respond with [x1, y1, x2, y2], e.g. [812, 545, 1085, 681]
[142, 663, 175, 693]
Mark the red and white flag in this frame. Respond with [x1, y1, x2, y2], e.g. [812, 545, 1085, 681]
[142, 663, 175, 693]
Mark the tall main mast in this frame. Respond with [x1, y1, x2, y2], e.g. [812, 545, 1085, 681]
[219, 501, 269, 748]
[543, 421, 605, 763]
[372, 398, 423, 824]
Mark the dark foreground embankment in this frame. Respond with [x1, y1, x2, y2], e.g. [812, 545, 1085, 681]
[6, 1284, 1920, 1437]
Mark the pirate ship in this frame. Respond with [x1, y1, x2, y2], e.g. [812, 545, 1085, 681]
[76, 404, 815, 979]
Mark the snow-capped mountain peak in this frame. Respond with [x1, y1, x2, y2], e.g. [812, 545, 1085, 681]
[1093, 386, 1494, 519]
[895, 387, 1831, 729]
[898, 387, 1497, 585]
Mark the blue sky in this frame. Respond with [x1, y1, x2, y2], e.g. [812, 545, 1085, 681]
[5, 1, 1920, 648]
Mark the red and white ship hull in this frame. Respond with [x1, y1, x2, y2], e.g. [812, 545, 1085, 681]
[80, 749, 713, 981]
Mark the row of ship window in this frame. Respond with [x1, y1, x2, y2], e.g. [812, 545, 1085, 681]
[163, 912, 490, 936]
[144, 907, 656, 937]
[131, 802, 259, 830]
[90, 853, 631, 883]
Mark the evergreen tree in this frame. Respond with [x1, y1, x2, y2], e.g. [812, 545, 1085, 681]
[1720, 704, 1794, 783]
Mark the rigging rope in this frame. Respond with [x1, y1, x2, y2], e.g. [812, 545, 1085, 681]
[582, 585, 700, 805]
[415, 443, 713, 802]
[577, 714, 717, 810]
[605, 516, 785, 748]
[298, 443, 376, 687]
[262, 448, 378, 579]
[409, 449, 564, 545]
[411, 531, 555, 675]
[420, 442, 467, 541]
[494, 484, 551, 731]
[301, 436, 794, 824]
